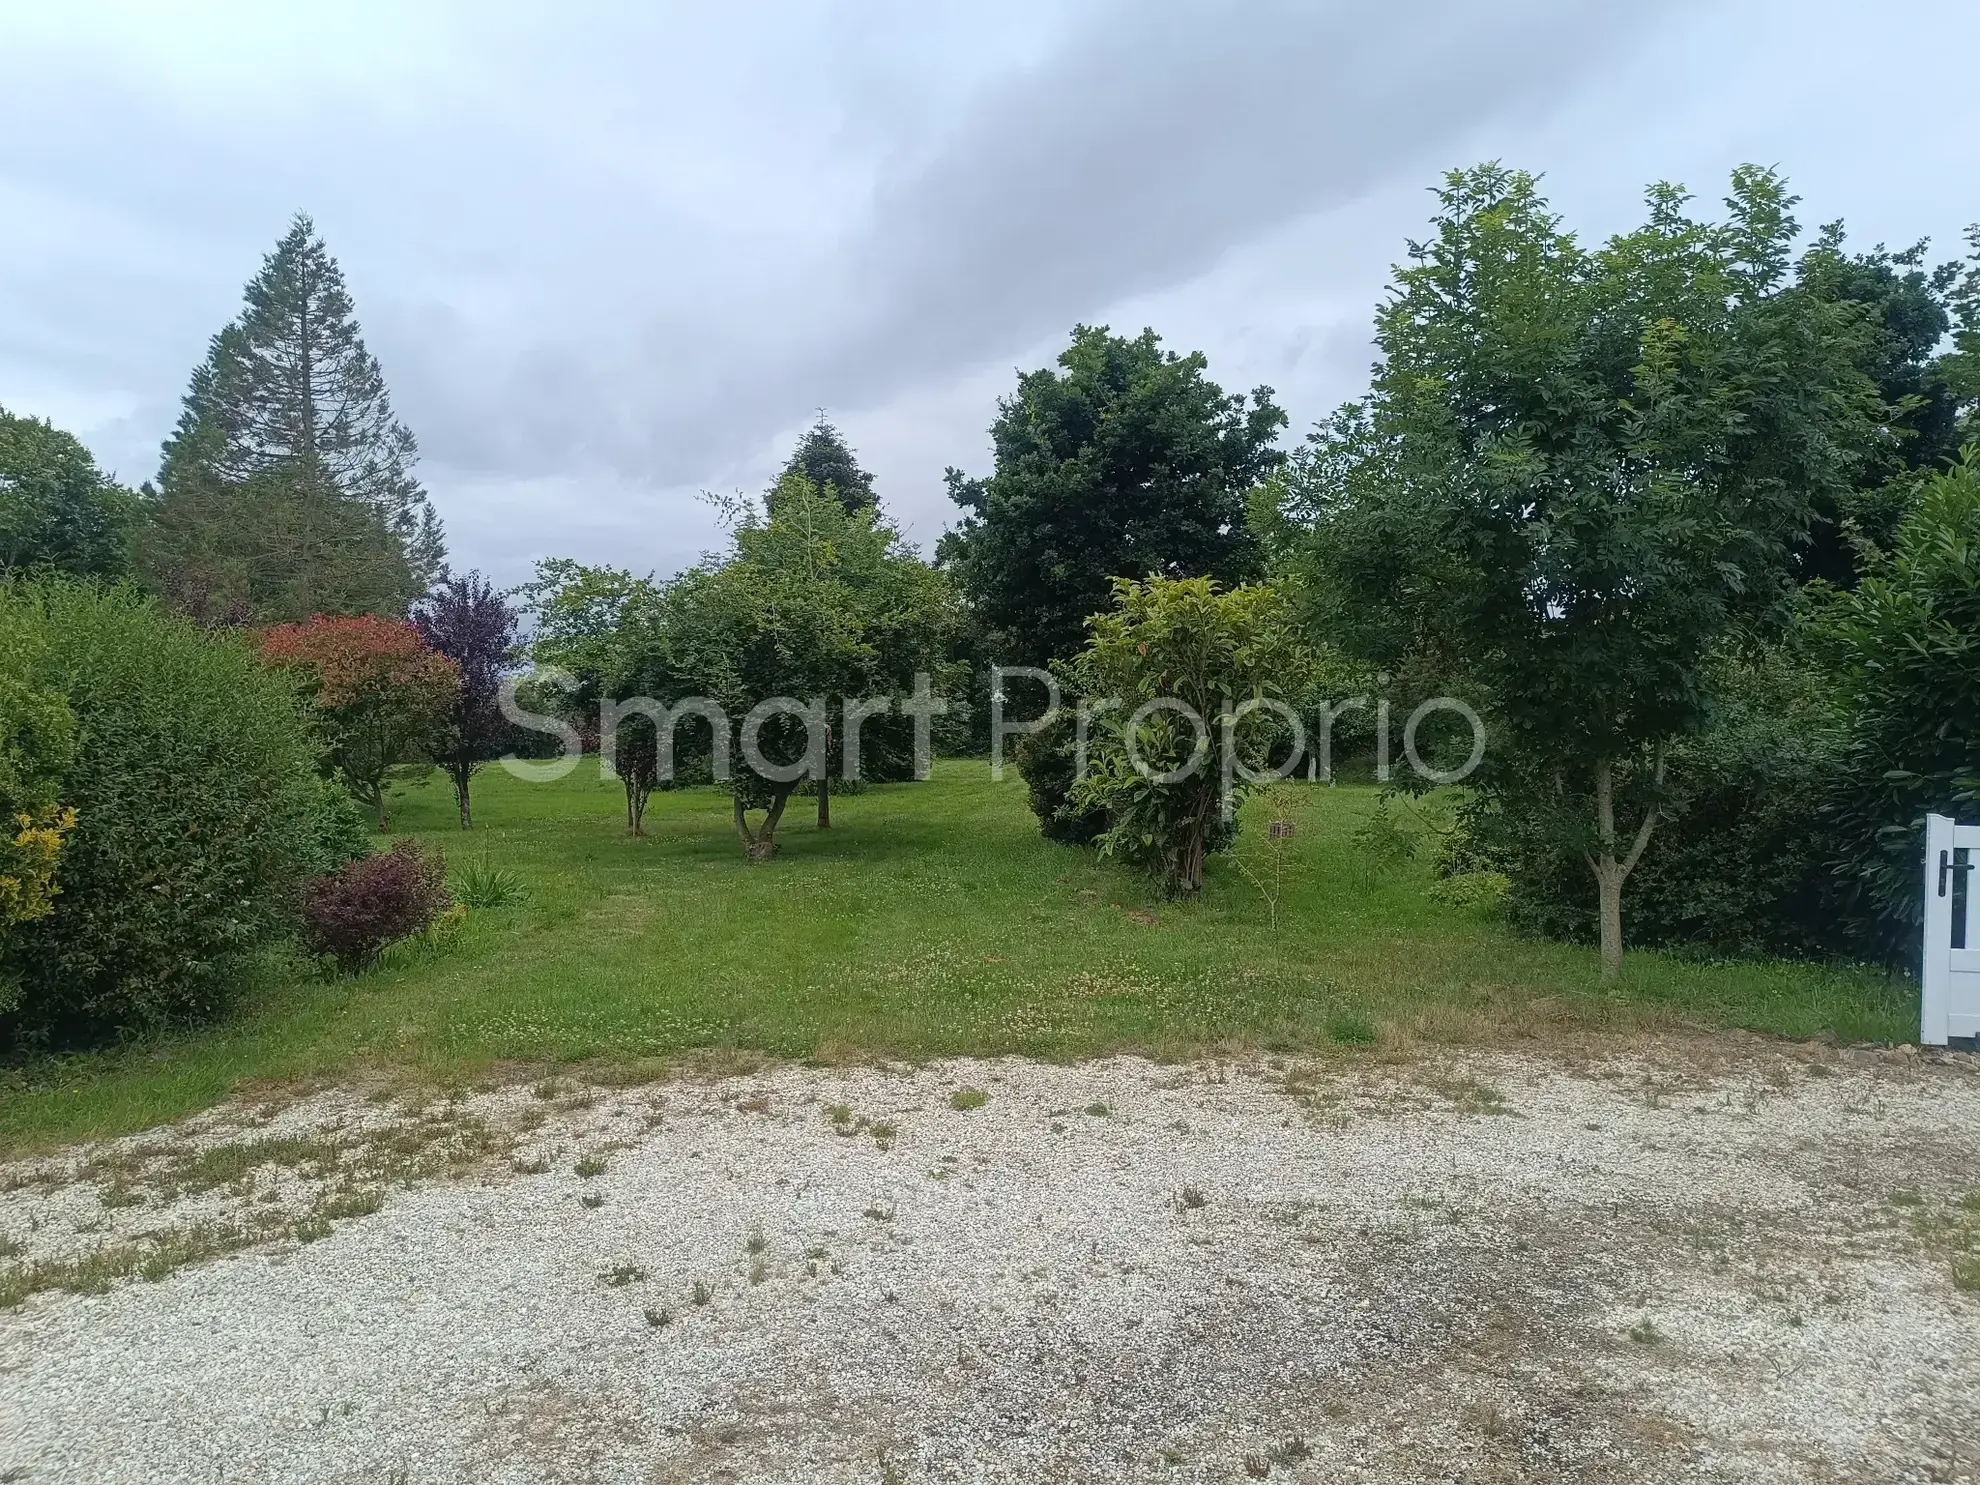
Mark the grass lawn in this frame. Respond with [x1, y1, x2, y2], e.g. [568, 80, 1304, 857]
[0, 761, 1913, 1153]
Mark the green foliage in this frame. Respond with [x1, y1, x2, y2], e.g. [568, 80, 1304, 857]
[1068, 576, 1302, 897]
[145, 214, 443, 621]
[139, 467, 419, 626]
[1281, 164, 1884, 975]
[0, 406, 138, 580]
[941, 324, 1286, 667]
[769, 416, 875, 515]
[1447, 645, 1855, 957]
[0, 579, 363, 1047]
[611, 474, 964, 858]
[1013, 709, 1108, 845]
[1819, 448, 1980, 961]
[451, 860, 529, 909]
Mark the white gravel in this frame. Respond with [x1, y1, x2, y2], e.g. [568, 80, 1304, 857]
[4, 1040, 1980, 1484]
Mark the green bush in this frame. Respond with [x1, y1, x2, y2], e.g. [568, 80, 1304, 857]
[0, 578, 364, 1046]
[1445, 646, 1856, 959]
[1013, 709, 1108, 846]
[1818, 448, 1980, 964]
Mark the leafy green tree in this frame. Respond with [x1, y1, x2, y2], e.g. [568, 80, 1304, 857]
[612, 474, 961, 859]
[1068, 576, 1303, 897]
[1819, 447, 1980, 959]
[0, 407, 138, 579]
[144, 214, 444, 621]
[769, 416, 875, 515]
[1288, 165, 1883, 978]
[941, 325, 1286, 667]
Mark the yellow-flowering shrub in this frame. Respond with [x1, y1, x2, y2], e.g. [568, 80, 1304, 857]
[0, 804, 76, 928]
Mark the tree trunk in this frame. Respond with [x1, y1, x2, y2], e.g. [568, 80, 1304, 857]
[1595, 859, 1624, 981]
[454, 766, 472, 830]
[736, 788, 794, 862]
[817, 724, 832, 829]
[1587, 752, 1664, 983]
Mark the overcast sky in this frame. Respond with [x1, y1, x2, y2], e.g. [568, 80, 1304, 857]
[4, 0, 1977, 584]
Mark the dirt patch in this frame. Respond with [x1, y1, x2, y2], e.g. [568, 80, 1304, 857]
[3, 1041, 1978, 1483]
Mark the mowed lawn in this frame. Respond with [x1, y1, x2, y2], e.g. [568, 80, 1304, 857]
[0, 761, 1913, 1152]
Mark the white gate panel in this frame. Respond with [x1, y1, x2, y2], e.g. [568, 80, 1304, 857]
[1922, 814, 1980, 1046]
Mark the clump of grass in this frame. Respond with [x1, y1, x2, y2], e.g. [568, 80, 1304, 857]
[1176, 1186, 1207, 1212]
[644, 1305, 672, 1328]
[950, 1087, 988, 1112]
[1628, 1317, 1664, 1345]
[1084, 1101, 1111, 1117]
[1326, 1011, 1378, 1046]
[749, 1259, 769, 1285]
[600, 1262, 647, 1287]
[574, 1153, 608, 1178]
[1953, 1255, 1980, 1293]
[512, 1155, 550, 1175]
[690, 1279, 713, 1307]
[744, 1230, 767, 1257]
[452, 861, 529, 909]
[579, 1192, 606, 1209]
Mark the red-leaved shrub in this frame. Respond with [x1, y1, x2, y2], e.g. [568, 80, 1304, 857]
[301, 839, 451, 970]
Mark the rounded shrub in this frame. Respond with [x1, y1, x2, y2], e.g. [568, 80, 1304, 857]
[0, 578, 365, 1047]
[302, 839, 452, 971]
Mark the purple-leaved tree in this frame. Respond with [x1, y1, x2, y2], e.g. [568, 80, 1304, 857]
[414, 571, 519, 829]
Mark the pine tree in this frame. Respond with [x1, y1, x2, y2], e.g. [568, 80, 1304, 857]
[768, 416, 876, 515]
[146, 215, 445, 621]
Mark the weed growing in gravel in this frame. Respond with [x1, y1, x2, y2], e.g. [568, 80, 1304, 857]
[512, 1154, 550, 1174]
[864, 1203, 894, 1222]
[644, 1305, 672, 1328]
[744, 1230, 766, 1256]
[1176, 1186, 1207, 1212]
[749, 1259, 769, 1285]
[950, 1087, 988, 1111]
[293, 1215, 333, 1243]
[579, 1192, 606, 1209]
[1084, 1102, 1111, 1117]
[1953, 1256, 1979, 1292]
[690, 1280, 713, 1307]
[600, 1263, 647, 1287]
[574, 1153, 608, 1178]
[1629, 1318, 1665, 1345]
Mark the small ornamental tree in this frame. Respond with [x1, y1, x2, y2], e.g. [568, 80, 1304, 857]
[413, 571, 519, 829]
[611, 474, 962, 860]
[1069, 576, 1304, 897]
[260, 615, 457, 829]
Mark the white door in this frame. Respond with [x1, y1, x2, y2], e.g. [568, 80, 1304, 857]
[1922, 814, 1980, 1045]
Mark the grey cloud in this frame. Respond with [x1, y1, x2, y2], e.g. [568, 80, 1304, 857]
[393, 0, 1661, 487]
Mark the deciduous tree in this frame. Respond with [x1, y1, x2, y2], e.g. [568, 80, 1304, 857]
[1287, 165, 1883, 979]
[0, 407, 138, 579]
[414, 571, 520, 829]
[260, 615, 457, 829]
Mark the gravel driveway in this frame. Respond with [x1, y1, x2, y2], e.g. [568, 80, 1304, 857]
[4, 1039, 1979, 1484]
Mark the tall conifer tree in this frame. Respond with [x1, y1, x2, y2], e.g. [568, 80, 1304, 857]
[145, 214, 444, 622]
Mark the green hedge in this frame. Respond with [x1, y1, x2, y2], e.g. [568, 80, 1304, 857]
[0, 579, 365, 1046]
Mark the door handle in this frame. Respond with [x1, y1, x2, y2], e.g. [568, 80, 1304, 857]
[1943, 849, 1976, 896]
